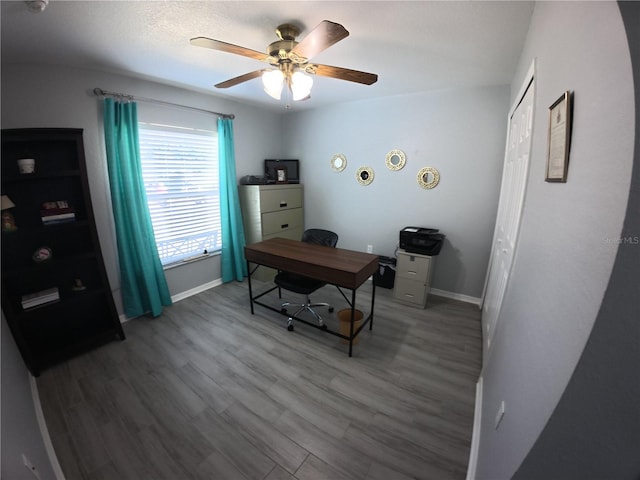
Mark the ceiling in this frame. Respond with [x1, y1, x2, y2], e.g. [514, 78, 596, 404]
[1, 1, 534, 112]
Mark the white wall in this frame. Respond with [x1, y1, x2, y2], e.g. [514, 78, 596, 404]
[282, 86, 510, 299]
[474, 2, 635, 478]
[1, 64, 284, 314]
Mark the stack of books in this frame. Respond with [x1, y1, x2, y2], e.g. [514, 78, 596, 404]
[21, 287, 60, 309]
[41, 205, 75, 225]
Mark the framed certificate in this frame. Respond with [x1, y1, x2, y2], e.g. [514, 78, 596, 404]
[545, 91, 573, 182]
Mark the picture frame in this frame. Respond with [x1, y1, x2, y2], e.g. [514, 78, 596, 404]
[276, 166, 288, 184]
[545, 91, 573, 182]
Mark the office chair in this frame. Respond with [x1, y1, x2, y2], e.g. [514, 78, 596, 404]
[274, 229, 339, 331]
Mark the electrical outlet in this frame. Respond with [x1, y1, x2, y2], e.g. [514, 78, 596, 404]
[367, 245, 373, 253]
[494, 400, 506, 430]
[22, 454, 41, 480]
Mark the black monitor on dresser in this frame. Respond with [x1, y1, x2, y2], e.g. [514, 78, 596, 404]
[264, 159, 299, 183]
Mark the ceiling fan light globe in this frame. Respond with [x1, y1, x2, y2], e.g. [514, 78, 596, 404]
[291, 71, 313, 101]
[262, 69, 284, 100]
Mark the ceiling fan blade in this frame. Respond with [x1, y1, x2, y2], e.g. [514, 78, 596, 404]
[290, 20, 349, 62]
[215, 70, 265, 89]
[190, 37, 269, 62]
[311, 64, 378, 85]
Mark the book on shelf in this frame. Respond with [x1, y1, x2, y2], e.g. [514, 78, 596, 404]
[21, 287, 60, 309]
[40, 207, 74, 216]
[41, 212, 76, 225]
[41, 207, 76, 225]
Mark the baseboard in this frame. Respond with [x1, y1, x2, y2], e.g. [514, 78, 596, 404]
[30, 374, 66, 480]
[116, 283, 480, 321]
[118, 278, 224, 324]
[466, 375, 483, 480]
[430, 288, 482, 306]
[171, 278, 223, 303]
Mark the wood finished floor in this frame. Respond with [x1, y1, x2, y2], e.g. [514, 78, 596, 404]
[37, 279, 482, 480]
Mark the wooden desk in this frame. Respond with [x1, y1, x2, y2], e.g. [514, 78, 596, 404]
[244, 238, 379, 356]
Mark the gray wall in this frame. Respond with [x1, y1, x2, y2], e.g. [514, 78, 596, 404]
[475, 2, 636, 478]
[514, 1, 640, 477]
[1, 313, 57, 480]
[1, 64, 284, 313]
[282, 86, 510, 299]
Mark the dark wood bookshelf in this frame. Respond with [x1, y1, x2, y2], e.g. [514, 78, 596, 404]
[1, 128, 125, 376]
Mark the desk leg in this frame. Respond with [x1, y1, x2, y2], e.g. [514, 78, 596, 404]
[348, 289, 356, 357]
[247, 260, 254, 315]
[370, 281, 376, 330]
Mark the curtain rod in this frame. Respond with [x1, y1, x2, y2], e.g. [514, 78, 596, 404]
[92, 87, 235, 119]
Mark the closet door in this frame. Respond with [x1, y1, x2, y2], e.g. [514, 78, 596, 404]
[482, 72, 535, 361]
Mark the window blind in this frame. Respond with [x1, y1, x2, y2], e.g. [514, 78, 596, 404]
[138, 124, 220, 265]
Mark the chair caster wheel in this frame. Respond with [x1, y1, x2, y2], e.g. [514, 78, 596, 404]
[287, 324, 294, 332]
[328, 307, 334, 313]
[281, 308, 288, 314]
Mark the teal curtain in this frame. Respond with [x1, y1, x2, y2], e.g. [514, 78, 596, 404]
[218, 117, 248, 282]
[103, 98, 172, 317]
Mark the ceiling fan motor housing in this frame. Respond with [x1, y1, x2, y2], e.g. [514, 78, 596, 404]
[269, 24, 307, 64]
[268, 40, 299, 62]
[275, 24, 300, 41]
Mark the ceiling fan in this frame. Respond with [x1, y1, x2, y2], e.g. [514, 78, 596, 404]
[190, 20, 378, 101]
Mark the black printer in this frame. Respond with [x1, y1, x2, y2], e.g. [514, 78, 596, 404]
[399, 226, 445, 256]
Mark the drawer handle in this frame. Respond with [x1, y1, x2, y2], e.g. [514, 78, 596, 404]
[408, 270, 418, 275]
[281, 223, 289, 229]
[279, 202, 288, 207]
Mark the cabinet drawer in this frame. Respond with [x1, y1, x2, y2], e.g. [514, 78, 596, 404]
[393, 277, 428, 307]
[263, 226, 303, 242]
[260, 187, 302, 213]
[396, 252, 431, 282]
[262, 208, 303, 237]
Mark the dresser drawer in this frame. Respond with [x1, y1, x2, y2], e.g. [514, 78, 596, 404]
[261, 208, 303, 237]
[396, 251, 431, 282]
[259, 187, 303, 213]
[393, 277, 428, 307]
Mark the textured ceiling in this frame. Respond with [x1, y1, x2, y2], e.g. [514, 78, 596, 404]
[1, 1, 534, 112]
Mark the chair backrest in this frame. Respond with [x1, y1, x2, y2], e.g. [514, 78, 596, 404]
[302, 229, 338, 248]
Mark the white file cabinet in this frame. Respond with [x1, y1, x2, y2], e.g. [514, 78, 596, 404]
[393, 249, 433, 308]
[239, 184, 304, 281]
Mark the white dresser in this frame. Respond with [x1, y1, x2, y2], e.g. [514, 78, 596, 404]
[393, 249, 434, 308]
[239, 184, 304, 281]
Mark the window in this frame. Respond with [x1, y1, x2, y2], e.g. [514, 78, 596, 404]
[138, 123, 221, 265]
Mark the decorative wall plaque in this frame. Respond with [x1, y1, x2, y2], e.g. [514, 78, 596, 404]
[417, 167, 440, 189]
[356, 166, 375, 186]
[385, 149, 406, 171]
